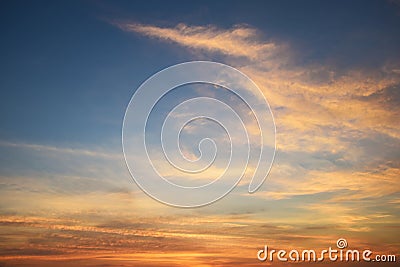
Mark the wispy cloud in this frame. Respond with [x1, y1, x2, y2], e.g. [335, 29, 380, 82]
[116, 22, 400, 149]
[115, 21, 400, 185]
[115, 22, 280, 61]
[0, 141, 122, 160]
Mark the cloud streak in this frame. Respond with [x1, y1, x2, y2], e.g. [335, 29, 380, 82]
[116, 22, 280, 61]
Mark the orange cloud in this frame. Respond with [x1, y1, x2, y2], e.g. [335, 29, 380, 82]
[115, 22, 280, 61]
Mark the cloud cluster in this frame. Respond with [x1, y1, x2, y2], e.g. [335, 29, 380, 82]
[116, 22, 400, 198]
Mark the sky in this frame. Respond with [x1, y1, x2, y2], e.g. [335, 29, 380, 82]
[0, 0, 400, 266]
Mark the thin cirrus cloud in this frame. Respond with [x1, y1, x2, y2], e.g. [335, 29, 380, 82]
[115, 22, 400, 149]
[115, 22, 279, 61]
[115, 21, 400, 184]
[0, 140, 122, 160]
